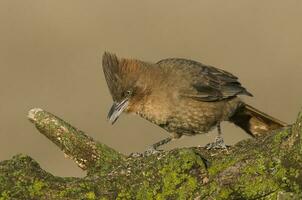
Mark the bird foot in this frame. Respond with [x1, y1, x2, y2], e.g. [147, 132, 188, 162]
[144, 146, 163, 156]
[128, 146, 163, 158]
[205, 136, 229, 150]
[128, 152, 143, 158]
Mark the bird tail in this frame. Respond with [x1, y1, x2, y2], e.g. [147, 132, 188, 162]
[230, 103, 288, 137]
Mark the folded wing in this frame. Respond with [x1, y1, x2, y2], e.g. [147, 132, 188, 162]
[157, 58, 252, 101]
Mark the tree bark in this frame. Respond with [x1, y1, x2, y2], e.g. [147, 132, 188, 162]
[0, 108, 301, 199]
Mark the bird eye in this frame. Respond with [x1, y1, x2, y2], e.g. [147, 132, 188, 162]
[126, 90, 132, 96]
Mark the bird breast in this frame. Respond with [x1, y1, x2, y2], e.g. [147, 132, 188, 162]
[135, 90, 174, 125]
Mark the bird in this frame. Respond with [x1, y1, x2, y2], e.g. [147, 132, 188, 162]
[102, 52, 287, 154]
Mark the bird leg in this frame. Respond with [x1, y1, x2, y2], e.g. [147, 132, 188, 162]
[205, 123, 229, 150]
[140, 137, 172, 156]
[151, 137, 173, 150]
[129, 137, 174, 157]
[145, 132, 183, 156]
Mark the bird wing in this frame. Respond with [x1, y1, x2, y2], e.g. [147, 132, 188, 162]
[157, 58, 252, 101]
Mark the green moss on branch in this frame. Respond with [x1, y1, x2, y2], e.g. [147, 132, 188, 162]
[27, 108, 125, 174]
[0, 108, 301, 199]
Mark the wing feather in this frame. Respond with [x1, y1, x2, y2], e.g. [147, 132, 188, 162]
[157, 58, 252, 101]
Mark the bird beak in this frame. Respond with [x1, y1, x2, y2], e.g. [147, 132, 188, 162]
[107, 98, 129, 124]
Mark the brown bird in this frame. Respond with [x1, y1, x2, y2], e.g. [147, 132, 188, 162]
[102, 52, 287, 153]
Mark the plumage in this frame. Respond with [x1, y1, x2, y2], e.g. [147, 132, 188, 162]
[102, 52, 287, 150]
[157, 58, 252, 102]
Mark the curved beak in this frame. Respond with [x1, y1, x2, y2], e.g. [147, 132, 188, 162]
[107, 98, 129, 124]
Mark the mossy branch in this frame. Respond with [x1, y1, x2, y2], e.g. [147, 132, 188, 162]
[27, 108, 125, 174]
[0, 108, 301, 199]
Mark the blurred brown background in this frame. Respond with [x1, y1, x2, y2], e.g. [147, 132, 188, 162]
[0, 0, 301, 177]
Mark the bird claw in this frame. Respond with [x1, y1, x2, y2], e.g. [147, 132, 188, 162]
[128, 152, 144, 158]
[205, 136, 229, 150]
[144, 146, 163, 156]
[128, 146, 163, 158]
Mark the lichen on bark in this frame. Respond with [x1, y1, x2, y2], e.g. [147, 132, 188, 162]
[0, 108, 301, 199]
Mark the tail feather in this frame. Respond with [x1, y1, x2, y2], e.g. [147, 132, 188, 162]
[230, 104, 287, 137]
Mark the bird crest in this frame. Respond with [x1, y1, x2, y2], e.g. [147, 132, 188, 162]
[102, 52, 143, 102]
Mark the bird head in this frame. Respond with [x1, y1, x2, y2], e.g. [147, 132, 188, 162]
[102, 52, 150, 124]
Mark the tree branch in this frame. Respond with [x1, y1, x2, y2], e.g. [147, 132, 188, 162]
[0, 108, 301, 199]
[27, 108, 125, 174]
